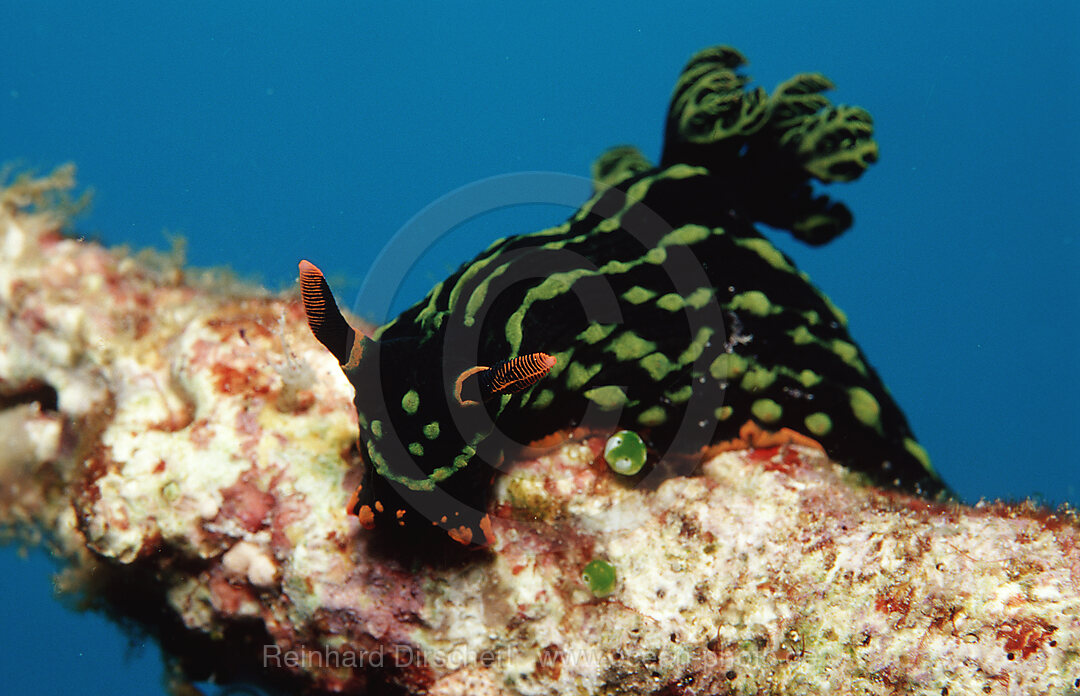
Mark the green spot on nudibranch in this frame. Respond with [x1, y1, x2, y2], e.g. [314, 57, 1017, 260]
[665, 163, 710, 179]
[625, 176, 656, 204]
[710, 353, 748, 381]
[504, 217, 725, 355]
[903, 438, 934, 474]
[822, 293, 849, 327]
[595, 216, 621, 232]
[736, 237, 793, 272]
[482, 235, 508, 251]
[639, 352, 677, 381]
[604, 430, 647, 475]
[663, 223, 712, 245]
[656, 293, 686, 312]
[546, 348, 575, 379]
[428, 443, 478, 484]
[401, 390, 419, 415]
[506, 269, 592, 354]
[408, 442, 424, 457]
[448, 250, 501, 319]
[830, 339, 859, 365]
[531, 388, 555, 409]
[664, 384, 693, 403]
[677, 327, 715, 365]
[463, 261, 511, 327]
[582, 559, 617, 597]
[423, 421, 440, 440]
[684, 287, 715, 309]
[565, 361, 603, 390]
[606, 331, 657, 361]
[740, 366, 776, 392]
[652, 287, 712, 311]
[751, 398, 782, 423]
[622, 286, 658, 305]
[804, 412, 832, 437]
[373, 435, 486, 493]
[578, 322, 617, 345]
[789, 325, 816, 345]
[584, 385, 628, 409]
[371, 316, 398, 341]
[715, 405, 734, 421]
[637, 405, 668, 426]
[848, 387, 882, 430]
[531, 220, 573, 238]
[644, 247, 667, 264]
[730, 290, 772, 316]
[414, 280, 444, 329]
[370, 419, 383, 439]
[797, 369, 822, 388]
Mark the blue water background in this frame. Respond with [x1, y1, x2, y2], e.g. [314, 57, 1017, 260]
[1, 3, 1077, 693]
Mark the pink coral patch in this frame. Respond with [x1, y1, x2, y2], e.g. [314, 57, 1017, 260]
[218, 471, 275, 533]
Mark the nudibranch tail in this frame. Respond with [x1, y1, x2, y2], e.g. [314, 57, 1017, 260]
[298, 260, 365, 368]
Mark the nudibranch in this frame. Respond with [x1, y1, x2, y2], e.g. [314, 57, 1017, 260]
[300, 46, 947, 547]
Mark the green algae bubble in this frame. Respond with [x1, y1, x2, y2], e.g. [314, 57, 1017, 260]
[604, 430, 647, 475]
[582, 559, 617, 597]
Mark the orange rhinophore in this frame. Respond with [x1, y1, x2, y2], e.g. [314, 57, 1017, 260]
[298, 260, 365, 369]
[454, 353, 557, 407]
[479, 353, 557, 399]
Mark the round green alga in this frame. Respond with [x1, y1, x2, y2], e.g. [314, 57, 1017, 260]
[582, 559, 617, 597]
[603, 430, 647, 475]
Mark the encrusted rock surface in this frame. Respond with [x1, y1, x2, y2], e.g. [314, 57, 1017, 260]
[1, 171, 1078, 695]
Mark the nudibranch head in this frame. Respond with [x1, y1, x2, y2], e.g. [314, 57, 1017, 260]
[298, 44, 949, 549]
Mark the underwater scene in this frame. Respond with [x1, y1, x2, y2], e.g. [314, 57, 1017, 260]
[1, 2, 1077, 695]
